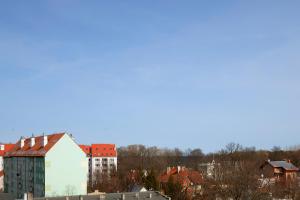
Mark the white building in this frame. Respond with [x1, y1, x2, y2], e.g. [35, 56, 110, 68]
[80, 144, 117, 183]
[4, 133, 88, 199]
[0, 143, 15, 192]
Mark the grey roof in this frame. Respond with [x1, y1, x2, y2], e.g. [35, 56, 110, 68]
[268, 161, 299, 171]
[130, 185, 147, 192]
[0, 193, 14, 200]
[33, 191, 170, 200]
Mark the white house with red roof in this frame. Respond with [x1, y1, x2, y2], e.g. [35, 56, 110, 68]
[80, 144, 117, 183]
[0, 143, 15, 191]
[4, 133, 88, 199]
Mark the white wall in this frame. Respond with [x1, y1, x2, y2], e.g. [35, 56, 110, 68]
[45, 134, 88, 197]
[0, 156, 3, 191]
[89, 157, 117, 182]
[0, 156, 3, 171]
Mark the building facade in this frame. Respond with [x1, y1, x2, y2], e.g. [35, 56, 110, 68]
[4, 133, 88, 199]
[80, 144, 117, 184]
[260, 160, 299, 183]
[0, 143, 15, 191]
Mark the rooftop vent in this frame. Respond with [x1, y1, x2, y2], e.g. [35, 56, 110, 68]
[30, 135, 35, 147]
[42, 134, 48, 147]
[20, 137, 25, 148]
[135, 193, 139, 198]
[149, 193, 152, 198]
[167, 167, 171, 173]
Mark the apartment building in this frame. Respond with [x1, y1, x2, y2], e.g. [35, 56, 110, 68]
[0, 143, 15, 191]
[80, 144, 117, 183]
[4, 133, 88, 199]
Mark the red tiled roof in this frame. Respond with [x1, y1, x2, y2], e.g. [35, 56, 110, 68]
[92, 144, 117, 157]
[159, 166, 203, 187]
[5, 133, 65, 157]
[79, 145, 91, 155]
[79, 144, 117, 157]
[187, 170, 203, 185]
[0, 144, 15, 156]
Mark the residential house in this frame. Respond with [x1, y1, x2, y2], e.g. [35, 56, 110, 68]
[0, 143, 15, 191]
[159, 166, 203, 197]
[80, 144, 117, 184]
[4, 133, 88, 199]
[198, 160, 220, 179]
[260, 160, 299, 183]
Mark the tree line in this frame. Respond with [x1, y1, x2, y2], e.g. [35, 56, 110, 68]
[88, 143, 300, 200]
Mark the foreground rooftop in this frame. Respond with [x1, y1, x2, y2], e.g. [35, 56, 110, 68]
[31, 191, 169, 200]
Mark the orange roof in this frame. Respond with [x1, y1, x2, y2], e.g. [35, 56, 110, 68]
[0, 144, 15, 156]
[91, 144, 117, 157]
[159, 166, 203, 187]
[80, 144, 117, 157]
[5, 133, 65, 157]
[79, 145, 91, 155]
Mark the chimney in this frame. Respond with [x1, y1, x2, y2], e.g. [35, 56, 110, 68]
[0, 144, 4, 151]
[30, 135, 35, 147]
[69, 133, 75, 140]
[121, 194, 125, 200]
[177, 166, 181, 173]
[42, 134, 48, 147]
[20, 137, 25, 148]
[167, 167, 171, 174]
[135, 193, 139, 198]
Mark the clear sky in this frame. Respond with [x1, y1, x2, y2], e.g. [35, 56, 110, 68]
[1, 1, 300, 153]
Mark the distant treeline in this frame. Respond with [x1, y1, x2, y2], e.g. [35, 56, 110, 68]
[89, 143, 300, 200]
[117, 143, 300, 172]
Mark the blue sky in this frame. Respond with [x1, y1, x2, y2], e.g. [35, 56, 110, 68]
[1, 1, 300, 152]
